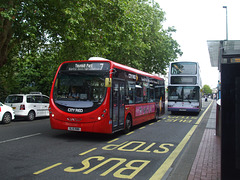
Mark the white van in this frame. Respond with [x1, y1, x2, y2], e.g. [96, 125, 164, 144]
[5, 92, 49, 121]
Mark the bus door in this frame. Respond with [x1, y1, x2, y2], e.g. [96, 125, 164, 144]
[112, 80, 125, 131]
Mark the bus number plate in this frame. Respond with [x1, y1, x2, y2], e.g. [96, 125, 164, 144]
[68, 127, 81, 131]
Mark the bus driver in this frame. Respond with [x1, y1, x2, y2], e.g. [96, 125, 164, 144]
[68, 86, 79, 100]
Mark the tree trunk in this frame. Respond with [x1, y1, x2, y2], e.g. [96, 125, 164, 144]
[0, 1, 14, 68]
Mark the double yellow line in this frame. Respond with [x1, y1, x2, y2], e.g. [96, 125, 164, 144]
[150, 101, 213, 180]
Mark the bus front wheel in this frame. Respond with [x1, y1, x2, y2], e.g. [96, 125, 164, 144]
[124, 115, 132, 134]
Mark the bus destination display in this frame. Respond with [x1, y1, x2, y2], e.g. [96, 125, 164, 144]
[62, 62, 110, 71]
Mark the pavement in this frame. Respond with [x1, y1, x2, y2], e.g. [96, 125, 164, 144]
[166, 100, 221, 180]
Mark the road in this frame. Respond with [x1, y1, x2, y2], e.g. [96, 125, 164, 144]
[0, 99, 212, 180]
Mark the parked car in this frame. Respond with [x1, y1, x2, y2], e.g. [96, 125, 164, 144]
[0, 102, 15, 124]
[5, 92, 49, 121]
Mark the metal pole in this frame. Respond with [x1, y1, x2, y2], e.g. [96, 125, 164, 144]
[223, 6, 228, 40]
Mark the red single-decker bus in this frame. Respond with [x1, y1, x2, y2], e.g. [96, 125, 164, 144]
[49, 58, 165, 134]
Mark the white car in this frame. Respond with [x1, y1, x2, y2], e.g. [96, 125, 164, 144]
[5, 92, 49, 121]
[0, 102, 15, 124]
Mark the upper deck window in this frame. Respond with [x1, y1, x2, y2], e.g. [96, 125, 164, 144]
[171, 62, 197, 75]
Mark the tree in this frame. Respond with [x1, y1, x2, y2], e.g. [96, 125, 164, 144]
[202, 85, 212, 95]
[59, 0, 182, 74]
[0, 0, 182, 98]
[0, 0, 74, 67]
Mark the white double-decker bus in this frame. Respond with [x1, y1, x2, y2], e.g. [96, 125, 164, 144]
[168, 61, 202, 114]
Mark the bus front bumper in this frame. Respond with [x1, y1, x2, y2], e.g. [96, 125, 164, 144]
[168, 107, 200, 112]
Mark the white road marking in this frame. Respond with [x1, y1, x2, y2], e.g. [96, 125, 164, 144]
[0, 133, 41, 144]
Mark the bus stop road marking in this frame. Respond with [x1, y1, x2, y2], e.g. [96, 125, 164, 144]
[150, 102, 213, 180]
[149, 125, 197, 180]
[108, 138, 119, 143]
[33, 163, 62, 175]
[126, 132, 134, 135]
[79, 148, 97, 156]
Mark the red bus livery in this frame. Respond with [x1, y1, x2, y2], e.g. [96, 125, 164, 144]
[49, 58, 165, 134]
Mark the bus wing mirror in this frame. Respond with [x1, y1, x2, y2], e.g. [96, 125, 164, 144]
[105, 78, 112, 87]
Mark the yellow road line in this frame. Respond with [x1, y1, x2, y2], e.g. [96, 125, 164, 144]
[79, 148, 97, 156]
[107, 138, 119, 143]
[126, 131, 134, 135]
[150, 101, 213, 180]
[150, 125, 197, 180]
[33, 163, 62, 175]
[195, 101, 213, 125]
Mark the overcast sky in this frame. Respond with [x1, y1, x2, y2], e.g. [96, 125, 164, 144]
[156, 0, 240, 88]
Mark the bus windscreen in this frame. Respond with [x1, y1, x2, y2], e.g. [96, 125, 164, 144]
[53, 62, 110, 114]
[168, 86, 199, 102]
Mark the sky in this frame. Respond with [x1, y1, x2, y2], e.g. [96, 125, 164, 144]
[156, 0, 240, 88]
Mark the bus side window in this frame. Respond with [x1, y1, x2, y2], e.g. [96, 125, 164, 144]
[135, 82, 143, 103]
[155, 86, 161, 102]
[127, 81, 135, 104]
[149, 83, 155, 102]
[143, 82, 148, 103]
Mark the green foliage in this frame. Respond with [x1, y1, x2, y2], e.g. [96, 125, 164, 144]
[0, 0, 182, 99]
[202, 85, 212, 95]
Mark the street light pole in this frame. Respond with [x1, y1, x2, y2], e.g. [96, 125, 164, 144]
[223, 6, 228, 40]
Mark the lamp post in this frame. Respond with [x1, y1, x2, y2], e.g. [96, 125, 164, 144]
[223, 6, 228, 40]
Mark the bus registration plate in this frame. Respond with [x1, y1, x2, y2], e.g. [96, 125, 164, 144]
[68, 127, 81, 131]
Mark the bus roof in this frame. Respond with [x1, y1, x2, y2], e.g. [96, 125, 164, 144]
[62, 58, 164, 81]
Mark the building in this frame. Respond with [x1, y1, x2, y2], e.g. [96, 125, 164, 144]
[207, 40, 240, 180]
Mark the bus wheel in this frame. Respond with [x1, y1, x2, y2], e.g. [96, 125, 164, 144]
[124, 115, 132, 134]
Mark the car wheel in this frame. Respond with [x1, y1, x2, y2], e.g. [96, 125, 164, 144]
[124, 115, 132, 134]
[28, 111, 35, 121]
[2, 112, 12, 124]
